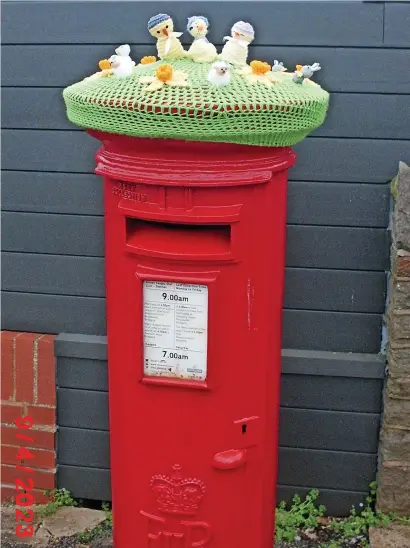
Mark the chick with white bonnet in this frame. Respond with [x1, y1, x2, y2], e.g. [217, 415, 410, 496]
[220, 21, 255, 66]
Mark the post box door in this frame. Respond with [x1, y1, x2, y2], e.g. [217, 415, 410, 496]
[114, 260, 275, 548]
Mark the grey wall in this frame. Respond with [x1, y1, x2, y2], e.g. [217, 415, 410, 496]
[2, 0, 410, 514]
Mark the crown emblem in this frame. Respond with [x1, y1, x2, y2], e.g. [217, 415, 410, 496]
[150, 464, 206, 516]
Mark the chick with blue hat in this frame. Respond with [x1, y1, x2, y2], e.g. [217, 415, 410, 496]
[147, 13, 186, 59]
[187, 15, 209, 41]
[186, 15, 217, 63]
[147, 13, 169, 30]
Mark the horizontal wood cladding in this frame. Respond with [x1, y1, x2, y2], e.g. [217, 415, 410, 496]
[384, 3, 410, 47]
[2, 253, 386, 313]
[57, 357, 109, 392]
[286, 182, 389, 228]
[55, 334, 108, 361]
[54, 335, 385, 377]
[1, 213, 389, 270]
[281, 349, 385, 380]
[3, 45, 409, 94]
[57, 427, 377, 492]
[2, 171, 390, 229]
[2, 2, 385, 47]
[3, 130, 409, 183]
[55, 341, 385, 407]
[3, 292, 382, 352]
[56, 464, 369, 515]
[56, 359, 383, 413]
[2, 172, 104, 216]
[57, 466, 111, 502]
[4, 88, 410, 142]
[57, 388, 380, 453]
[280, 374, 382, 413]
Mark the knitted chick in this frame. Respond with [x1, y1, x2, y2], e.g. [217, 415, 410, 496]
[148, 13, 186, 60]
[186, 16, 217, 63]
[90, 46, 135, 80]
[109, 44, 135, 78]
[220, 21, 254, 66]
[271, 59, 287, 73]
[292, 62, 321, 84]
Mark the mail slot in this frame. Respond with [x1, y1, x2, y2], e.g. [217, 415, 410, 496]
[89, 130, 296, 547]
[125, 219, 233, 260]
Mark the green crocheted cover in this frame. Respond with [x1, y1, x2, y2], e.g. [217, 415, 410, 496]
[63, 59, 329, 147]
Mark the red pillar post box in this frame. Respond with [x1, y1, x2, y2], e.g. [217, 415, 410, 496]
[89, 131, 295, 548]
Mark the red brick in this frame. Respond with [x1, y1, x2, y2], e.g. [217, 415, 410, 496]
[1, 445, 55, 470]
[1, 484, 52, 504]
[1, 403, 24, 425]
[26, 406, 55, 427]
[36, 336, 56, 406]
[1, 445, 18, 465]
[15, 333, 42, 404]
[2, 445, 27, 466]
[1, 333, 13, 400]
[1, 485, 16, 502]
[1, 465, 55, 490]
[1, 332, 22, 401]
[1, 426, 55, 451]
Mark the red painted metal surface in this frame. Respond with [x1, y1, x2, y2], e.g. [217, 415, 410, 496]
[89, 131, 296, 548]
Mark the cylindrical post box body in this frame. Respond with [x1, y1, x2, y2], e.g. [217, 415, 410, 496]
[90, 132, 296, 548]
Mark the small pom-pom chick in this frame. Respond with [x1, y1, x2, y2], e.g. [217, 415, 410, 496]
[220, 21, 254, 66]
[292, 62, 321, 84]
[186, 16, 218, 63]
[148, 13, 186, 59]
[207, 61, 231, 87]
[109, 44, 135, 78]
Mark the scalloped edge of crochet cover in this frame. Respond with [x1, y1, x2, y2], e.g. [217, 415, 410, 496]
[63, 59, 329, 147]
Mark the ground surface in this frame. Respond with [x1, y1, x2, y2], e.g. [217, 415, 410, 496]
[3, 505, 410, 548]
[0, 537, 320, 548]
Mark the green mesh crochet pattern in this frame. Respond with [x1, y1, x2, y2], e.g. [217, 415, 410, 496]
[63, 59, 329, 147]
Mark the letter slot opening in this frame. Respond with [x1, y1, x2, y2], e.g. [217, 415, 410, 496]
[125, 218, 232, 260]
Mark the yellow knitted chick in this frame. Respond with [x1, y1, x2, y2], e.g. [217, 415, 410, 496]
[186, 16, 217, 63]
[147, 13, 186, 60]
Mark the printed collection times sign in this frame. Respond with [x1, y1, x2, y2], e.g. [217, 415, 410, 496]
[143, 281, 208, 381]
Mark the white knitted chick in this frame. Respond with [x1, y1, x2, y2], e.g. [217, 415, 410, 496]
[220, 21, 254, 66]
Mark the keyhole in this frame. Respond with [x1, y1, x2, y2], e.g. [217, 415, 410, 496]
[242, 424, 247, 434]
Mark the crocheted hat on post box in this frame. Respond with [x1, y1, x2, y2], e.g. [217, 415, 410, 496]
[63, 48, 329, 148]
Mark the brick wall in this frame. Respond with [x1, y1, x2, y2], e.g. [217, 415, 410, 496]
[377, 163, 410, 514]
[1, 331, 56, 503]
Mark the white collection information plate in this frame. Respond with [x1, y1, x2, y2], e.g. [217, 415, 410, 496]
[143, 281, 208, 381]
